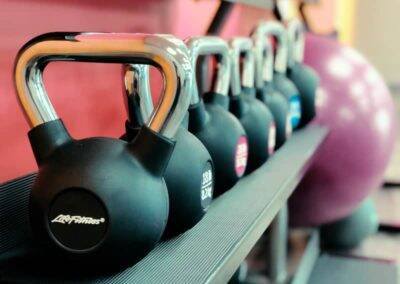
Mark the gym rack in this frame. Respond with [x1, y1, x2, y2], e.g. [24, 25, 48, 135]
[0, 125, 328, 283]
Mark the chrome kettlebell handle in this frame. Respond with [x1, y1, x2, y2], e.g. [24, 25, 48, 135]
[229, 37, 255, 96]
[123, 34, 193, 126]
[14, 32, 192, 139]
[287, 18, 305, 67]
[261, 40, 275, 84]
[251, 30, 273, 88]
[123, 64, 154, 125]
[252, 21, 289, 76]
[185, 36, 231, 105]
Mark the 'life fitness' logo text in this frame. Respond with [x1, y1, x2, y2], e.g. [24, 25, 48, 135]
[51, 214, 105, 225]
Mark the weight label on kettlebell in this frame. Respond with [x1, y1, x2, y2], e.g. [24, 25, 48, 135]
[235, 136, 248, 177]
[268, 123, 276, 155]
[200, 162, 214, 210]
[290, 96, 301, 128]
[48, 188, 108, 251]
[286, 115, 293, 138]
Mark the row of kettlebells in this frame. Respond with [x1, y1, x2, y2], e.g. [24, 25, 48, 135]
[12, 19, 319, 270]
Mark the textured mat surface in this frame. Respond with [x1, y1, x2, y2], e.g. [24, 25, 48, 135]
[0, 174, 35, 255]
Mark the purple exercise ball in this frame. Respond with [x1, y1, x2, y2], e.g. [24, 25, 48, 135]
[289, 33, 398, 227]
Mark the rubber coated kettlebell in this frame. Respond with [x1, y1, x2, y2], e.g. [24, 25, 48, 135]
[186, 36, 248, 196]
[320, 198, 378, 249]
[251, 29, 292, 149]
[123, 63, 214, 237]
[254, 21, 302, 130]
[287, 19, 320, 127]
[229, 37, 275, 174]
[14, 32, 192, 268]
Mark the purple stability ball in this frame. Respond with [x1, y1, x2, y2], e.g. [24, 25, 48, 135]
[289, 33, 398, 226]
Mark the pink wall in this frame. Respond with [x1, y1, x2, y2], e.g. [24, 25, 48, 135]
[0, 0, 273, 183]
[299, 0, 337, 35]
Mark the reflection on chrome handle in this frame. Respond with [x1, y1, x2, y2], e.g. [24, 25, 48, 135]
[251, 21, 289, 85]
[186, 36, 231, 105]
[229, 37, 255, 96]
[287, 18, 305, 67]
[123, 64, 154, 126]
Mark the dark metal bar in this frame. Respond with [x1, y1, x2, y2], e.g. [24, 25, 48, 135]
[206, 1, 234, 35]
[197, 1, 234, 96]
[267, 205, 288, 283]
[382, 181, 400, 189]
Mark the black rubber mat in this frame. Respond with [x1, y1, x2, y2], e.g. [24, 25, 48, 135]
[0, 174, 35, 255]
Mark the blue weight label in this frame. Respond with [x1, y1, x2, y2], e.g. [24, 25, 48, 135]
[289, 96, 301, 128]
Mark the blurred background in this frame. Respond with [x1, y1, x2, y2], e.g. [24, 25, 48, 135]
[0, 0, 399, 282]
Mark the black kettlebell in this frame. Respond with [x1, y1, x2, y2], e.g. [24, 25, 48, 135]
[229, 261, 248, 284]
[287, 19, 320, 127]
[122, 64, 214, 238]
[251, 29, 292, 149]
[186, 36, 248, 196]
[253, 21, 302, 130]
[228, 37, 275, 174]
[14, 32, 192, 269]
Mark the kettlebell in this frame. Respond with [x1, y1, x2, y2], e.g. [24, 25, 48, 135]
[287, 19, 320, 127]
[14, 32, 192, 268]
[186, 36, 248, 196]
[229, 261, 248, 284]
[320, 198, 379, 249]
[254, 21, 302, 130]
[229, 37, 275, 174]
[252, 28, 292, 149]
[123, 63, 214, 238]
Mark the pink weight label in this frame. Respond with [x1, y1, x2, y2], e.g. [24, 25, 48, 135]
[235, 136, 248, 177]
[268, 122, 276, 155]
[286, 115, 293, 138]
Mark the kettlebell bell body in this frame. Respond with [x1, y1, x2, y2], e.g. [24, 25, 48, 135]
[229, 37, 275, 173]
[287, 19, 320, 127]
[186, 37, 248, 195]
[125, 124, 214, 237]
[256, 82, 291, 149]
[230, 90, 275, 173]
[189, 93, 248, 195]
[123, 64, 214, 238]
[163, 127, 214, 235]
[30, 121, 171, 266]
[273, 72, 301, 129]
[14, 33, 192, 268]
[287, 64, 318, 127]
[320, 198, 379, 249]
